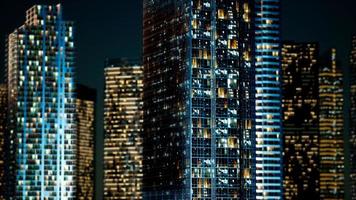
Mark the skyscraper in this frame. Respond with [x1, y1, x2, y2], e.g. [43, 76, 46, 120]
[143, 0, 282, 199]
[76, 84, 96, 199]
[319, 49, 344, 199]
[350, 35, 356, 199]
[6, 4, 76, 199]
[104, 59, 143, 199]
[254, 1, 283, 199]
[281, 42, 319, 199]
[0, 84, 7, 200]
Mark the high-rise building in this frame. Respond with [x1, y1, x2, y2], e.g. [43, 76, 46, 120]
[6, 4, 76, 199]
[254, 1, 283, 199]
[76, 84, 96, 199]
[143, 0, 282, 199]
[0, 84, 7, 200]
[319, 49, 344, 199]
[350, 35, 356, 199]
[281, 42, 319, 199]
[104, 59, 143, 199]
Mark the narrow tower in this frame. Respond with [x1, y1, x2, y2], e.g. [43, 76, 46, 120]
[254, 0, 283, 199]
[76, 84, 96, 199]
[319, 49, 344, 199]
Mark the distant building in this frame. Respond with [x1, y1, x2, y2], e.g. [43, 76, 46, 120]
[319, 49, 344, 199]
[350, 35, 356, 199]
[6, 4, 76, 198]
[104, 59, 143, 199]
[76, 84, 96, 199]
[0, 84, 6, 199]
[281, 42, 320, 199]
[143, 0, 282, 199]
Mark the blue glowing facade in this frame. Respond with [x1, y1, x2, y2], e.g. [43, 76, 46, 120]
[6, 4, 76, 199]
[143, 0, 282, 199]
[254, 0, 283, 199]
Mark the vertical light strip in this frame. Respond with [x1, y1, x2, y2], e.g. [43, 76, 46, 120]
[210, 0, 217, 198]
[22, 29, 29, 200]
[40, 7, 47, 199]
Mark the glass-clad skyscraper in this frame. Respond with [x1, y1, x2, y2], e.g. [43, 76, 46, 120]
[143, 0, 282, 199]
[76, 84, 96, 200]
[6, 4, 76, 199]
[281, 42, 320, 199]
[104, 59, 143, 199]
[319, 49, 344, 199]
[254, 0, 283, 199]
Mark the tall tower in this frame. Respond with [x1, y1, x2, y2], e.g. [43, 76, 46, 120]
[281, 42, 319, 199]
[319, 49, 344, 199]
[254, 0, 283, 199]
[143, 0, 281, 199]
[0, 84, 7, 199]
[350, 35, 356, 199]
[104, 59, 143, 199]
[76, 84, 96, 199]
[6, 4, 76, 199]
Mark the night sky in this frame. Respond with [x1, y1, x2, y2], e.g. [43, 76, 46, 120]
[0, 0, 355, 199]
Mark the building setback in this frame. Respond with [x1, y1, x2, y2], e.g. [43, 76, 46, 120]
[143, 0, 282, 199]
[319, 49, 344, 199]
[281, 42, 319, 199]
[6, 4, 76, 199]
[76, 84, 96, 199]
[104, 59, 143, 199]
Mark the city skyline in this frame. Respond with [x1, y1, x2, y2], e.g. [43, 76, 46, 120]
[0, 0, 356, 199]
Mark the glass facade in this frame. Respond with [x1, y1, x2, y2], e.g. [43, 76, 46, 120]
[6, 4, 76, 199]
[104, 59, 143, 199]
[254, 0, 283, 199]
[350, 35, 356, 199]
[281, 42, 319, 199]
[319, 49, 344, 199]
[76, 84, 96, 199]
[143, 0, 281, 199]
[0, 84, 6, 200]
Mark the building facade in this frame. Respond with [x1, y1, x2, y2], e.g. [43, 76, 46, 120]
[76, 84, 96, 199]
[281, 42, 319, 199]
[254, 1, 283, 199]
[319, 49, 344, 199]
[6, 4, 76, 199]
[0, 84, 6, 200]
[143, 0, 282, 199]
[104, 59, 143, 199]
[350, 35, 356, 199]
